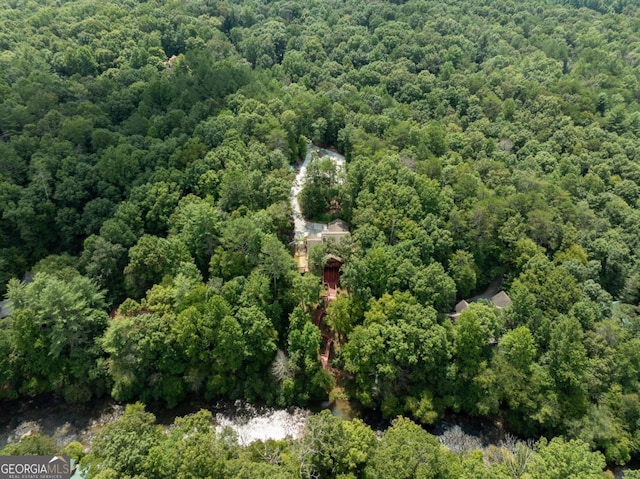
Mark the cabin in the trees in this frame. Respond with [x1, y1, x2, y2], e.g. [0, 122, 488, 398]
[448, 291, 512, 319]
[490, 291, 512, 309]
[164, 55, 178, 68]
[323, 219, 350, 241]
[306, 219, 350, 249]
[296, 220, 350, 273]
[449, 299, 470, 319]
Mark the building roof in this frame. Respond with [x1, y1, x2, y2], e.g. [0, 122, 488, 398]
[326, 219, 349, 233]
[321, 220, 350, 242]
[306, 235, 323, 248]
[322, 231, 350, 242]
[454, 300, 469, 314]
[324, 254, 344, 264]
[322, 229, 350, 237]
[164, 55, 178, 68]
[490, 291, 512, 308]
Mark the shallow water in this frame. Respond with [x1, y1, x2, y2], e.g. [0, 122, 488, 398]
[0, 396, 123, 450]
[3, 396, 636, 476]
[0, 395, 505, 451]
[213, 401, 309, 446]
[0, 397, 311, 450]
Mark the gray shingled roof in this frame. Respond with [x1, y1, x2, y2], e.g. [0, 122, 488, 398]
[490, 291, 512, 308]
[454, 300, 470, 314]
[325, 219, 349, 233]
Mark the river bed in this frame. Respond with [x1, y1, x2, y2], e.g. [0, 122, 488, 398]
[0, 396, 635, 477]
[0, 395, 502, 453]
[0, 396, 124, 449]
[0, 396, 313, 450]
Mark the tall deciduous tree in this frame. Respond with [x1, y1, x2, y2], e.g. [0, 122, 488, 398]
[86, 403, 163, 479]
[529, 437, 605, 479]
[365, 417, 460, 479]
[343, 292, 449, 416]
[124, 235, 192, 298]
[7, 272, 108, 402]
[259, 234, 296, 297]
[169, 195, 223, 277]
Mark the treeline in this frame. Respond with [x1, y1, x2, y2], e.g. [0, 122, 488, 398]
[1, 0, 640, 467]
[550, 0, 640, 14]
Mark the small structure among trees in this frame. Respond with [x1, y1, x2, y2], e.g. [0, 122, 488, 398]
[448, 291, 511, 319]
[306, 219, 350, 250]
[296, 219, 350, 273]
[323, 254, 343, 299]
[449, 299, 470, 320]
[490, 290, 512, 309]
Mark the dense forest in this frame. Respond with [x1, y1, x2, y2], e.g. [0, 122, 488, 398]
[2, 0, 640, 474]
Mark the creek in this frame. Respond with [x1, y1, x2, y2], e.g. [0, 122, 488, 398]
[0, 395, 634, 477]
[0, 394, 504, 453]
